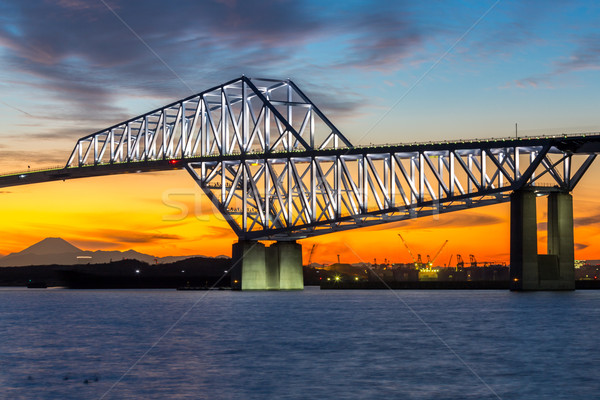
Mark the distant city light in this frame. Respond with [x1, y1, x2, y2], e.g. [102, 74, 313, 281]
[135, 269, 140, 274]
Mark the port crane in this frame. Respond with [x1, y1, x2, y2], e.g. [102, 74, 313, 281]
[428, 240, 449, 267]
[398, 233, 421, 268]
[469, 254, 478, 267]
[307, 244, 318, 266]
[446, 254, 453, 268]
[398, 233, 448, 269]
[456, 254, 465, 268]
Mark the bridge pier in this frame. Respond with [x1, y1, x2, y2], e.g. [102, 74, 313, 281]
[231, 240, 303, 290]
[510, 190, 575, 291]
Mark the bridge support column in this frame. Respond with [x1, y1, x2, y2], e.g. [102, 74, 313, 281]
[510, 190, 575, 291]
[547, 192, 575, 289]
[231, 240, 303, 290]
[268, 241, 304, 290]
[231, 241, 267, 290]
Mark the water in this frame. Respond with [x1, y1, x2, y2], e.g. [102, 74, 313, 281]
[1, 287, 599, 400]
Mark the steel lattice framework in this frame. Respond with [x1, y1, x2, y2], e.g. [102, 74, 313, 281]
[66, 77, 351, 166]
[184, 136, 597, 240]
[2, 77, 600, 241]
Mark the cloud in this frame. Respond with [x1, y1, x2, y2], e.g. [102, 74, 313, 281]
[330, 3, 425, 71]
[68, 239, 122, 251]
[367, 210, 505, 232]
[0, 149, 71, 169]
[554, 34, 600, 75]
[575, 243, 589, 250]
[574, 214, 600, 227]
[198, 225, 236, 240]
[94, 229, 181, 244]
[506, 32, 600, 89]
[0, 0, 437, 128]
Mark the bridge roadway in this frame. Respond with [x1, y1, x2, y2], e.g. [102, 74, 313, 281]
[2, 132, 599, 190]
[1, 77, 599, 290]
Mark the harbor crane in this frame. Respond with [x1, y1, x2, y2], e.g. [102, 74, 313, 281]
[456, 254, 465, 268]
[428, 240, 449, 267]
[469, 254, 478, 267]
[398, 233, 421, 268]
[307, 244, 318, 265]
[398, 233, 448, 269]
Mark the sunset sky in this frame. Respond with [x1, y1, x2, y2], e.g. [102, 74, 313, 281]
[1, 0, 600, 264]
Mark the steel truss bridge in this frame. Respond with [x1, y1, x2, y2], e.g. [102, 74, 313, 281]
[1, 76, 600, 242]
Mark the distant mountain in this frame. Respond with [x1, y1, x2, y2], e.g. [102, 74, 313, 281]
[0, 238, 83, 267]
[18, 237, 82, 255]
[0, 237, 224, 267]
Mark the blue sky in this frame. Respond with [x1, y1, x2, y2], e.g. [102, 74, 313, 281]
[0, 0, 599, 170]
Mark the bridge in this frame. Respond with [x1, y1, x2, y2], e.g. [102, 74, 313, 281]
[2, 76, 599, 290]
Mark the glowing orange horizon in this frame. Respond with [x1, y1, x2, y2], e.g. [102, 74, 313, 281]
[1, 168, 600, 265]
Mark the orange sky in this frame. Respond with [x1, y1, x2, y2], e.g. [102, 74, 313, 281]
[2, 165, 600, 265]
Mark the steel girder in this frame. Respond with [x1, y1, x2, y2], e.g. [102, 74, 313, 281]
[184, 141, 597, 240]
[66, 77, 352, 167]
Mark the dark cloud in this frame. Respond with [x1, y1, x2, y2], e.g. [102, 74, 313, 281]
[367, 210, 505, 232]
[574, 214, 600, 227]
[575, 243, 589, 250]
[0, 0, 433, 128]
[96, 229, 181, 243]
[69, 238, 122, 250]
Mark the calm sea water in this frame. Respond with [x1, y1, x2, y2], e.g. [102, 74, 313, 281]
[1, 287, 599, 400]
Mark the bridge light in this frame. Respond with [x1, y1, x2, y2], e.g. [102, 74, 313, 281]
[168, 159, 180, 165]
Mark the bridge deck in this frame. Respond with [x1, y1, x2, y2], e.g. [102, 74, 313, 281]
[2, 133, 599, 189]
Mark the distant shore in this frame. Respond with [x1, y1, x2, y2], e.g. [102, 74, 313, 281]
[320, 280, 600, 290]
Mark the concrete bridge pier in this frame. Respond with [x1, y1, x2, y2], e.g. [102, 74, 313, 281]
[510, 190, 575, 291]
[231, 240, 303, 290]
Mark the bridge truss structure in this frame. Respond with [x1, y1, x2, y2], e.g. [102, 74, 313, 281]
[2, 77, 600, 241]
